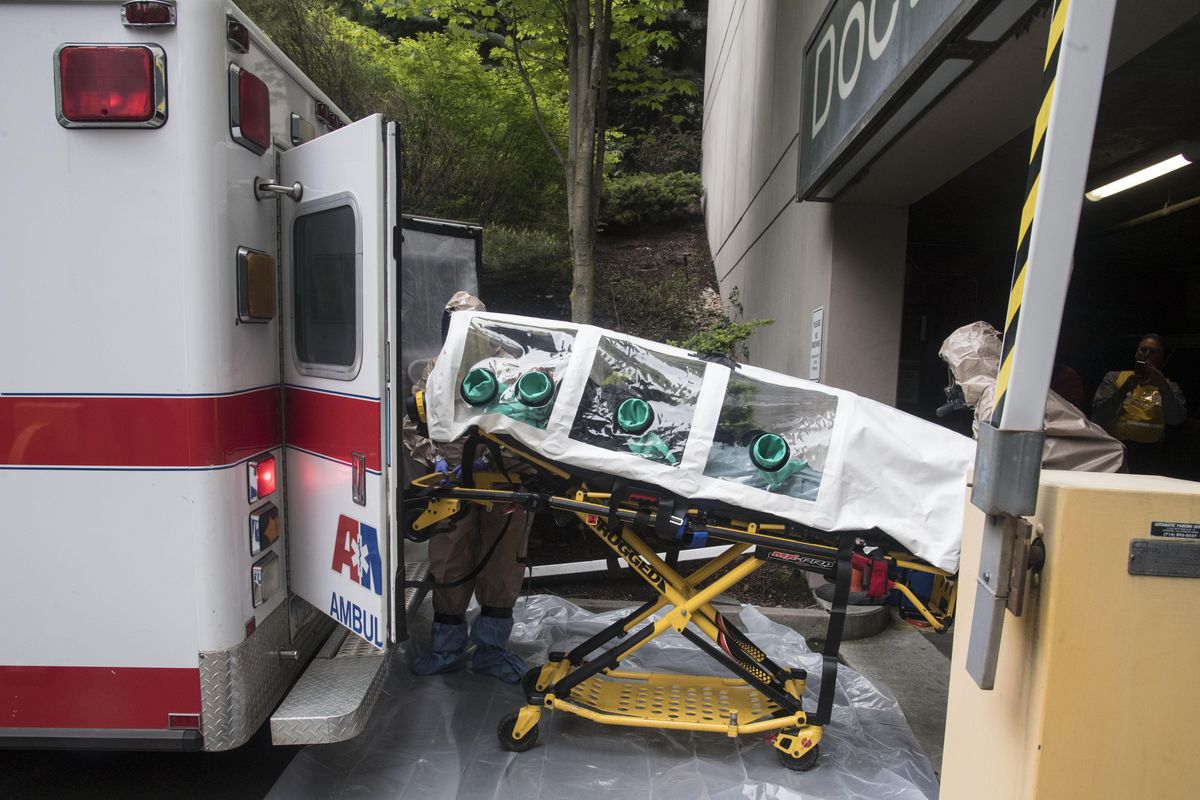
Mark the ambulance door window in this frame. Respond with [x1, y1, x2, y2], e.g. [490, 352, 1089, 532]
[293, 195, 362, 379]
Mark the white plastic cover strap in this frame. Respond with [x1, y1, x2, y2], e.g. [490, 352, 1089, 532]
[424, 312, 974, 572]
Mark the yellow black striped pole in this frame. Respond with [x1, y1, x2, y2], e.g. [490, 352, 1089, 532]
[991, 0, 1069, 427]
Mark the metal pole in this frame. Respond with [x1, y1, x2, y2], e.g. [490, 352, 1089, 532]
[966, 0, 1116, 690]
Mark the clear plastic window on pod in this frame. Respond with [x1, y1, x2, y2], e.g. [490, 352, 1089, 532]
[453, 318, 575, 429]
[569, 337, 704, 465]
[703, 372, 838, 500]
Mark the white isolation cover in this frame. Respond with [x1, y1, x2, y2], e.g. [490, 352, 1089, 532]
[424, 312, 974, 572]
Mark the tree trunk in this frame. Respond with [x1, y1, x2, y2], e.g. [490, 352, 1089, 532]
[564, 0, 610, 324]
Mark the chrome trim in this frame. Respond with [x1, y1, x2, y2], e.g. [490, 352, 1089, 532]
[226, 15, 251, 53]
[351, 451, 367, 505]
[254, 178, 303, 202]
[290, 112, 314, 146]
[228, 62, 267, 156]
[291, 192, 364, 381]
[55, 43, 168, 130]
[236, 245, 275, 323]
[251, 551, 280, 607]
[120, 0, 177, 28]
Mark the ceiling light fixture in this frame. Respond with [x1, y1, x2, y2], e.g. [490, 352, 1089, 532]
[1085, 153, 1192, 201]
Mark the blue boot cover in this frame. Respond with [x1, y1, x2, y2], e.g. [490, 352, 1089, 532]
[469, 615, 526, 683]
[411, 621, 467, 675]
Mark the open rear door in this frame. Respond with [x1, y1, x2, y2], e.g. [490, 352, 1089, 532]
[280, 114, 393, 649]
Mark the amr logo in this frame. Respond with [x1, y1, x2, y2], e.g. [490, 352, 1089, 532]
[330, 514, 383, 596]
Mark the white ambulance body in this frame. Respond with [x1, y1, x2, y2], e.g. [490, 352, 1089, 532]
[1, 0, 416, 751]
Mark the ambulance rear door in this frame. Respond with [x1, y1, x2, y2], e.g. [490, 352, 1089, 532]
[278, 114, 398, 649]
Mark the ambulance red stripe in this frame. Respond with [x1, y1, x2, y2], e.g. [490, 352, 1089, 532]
[284, 386, 382, 472]
[0, 666, 201, 729]
[0, 388, 281, 468]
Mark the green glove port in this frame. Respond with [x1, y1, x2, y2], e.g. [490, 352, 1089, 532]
[516, 371, 554, 407]
[616, 397, 654, 435]
[460, 367, 500, 406]
[749, 433, 789, 472]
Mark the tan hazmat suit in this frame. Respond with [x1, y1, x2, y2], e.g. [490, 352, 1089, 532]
[939, 322, 1125, 472]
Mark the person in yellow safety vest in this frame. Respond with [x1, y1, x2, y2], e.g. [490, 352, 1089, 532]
[403, 292, 531, 683]
[1091, 333, 1186, 474]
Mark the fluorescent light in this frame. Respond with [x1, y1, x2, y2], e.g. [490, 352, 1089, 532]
[1085, 154, 1192, 201]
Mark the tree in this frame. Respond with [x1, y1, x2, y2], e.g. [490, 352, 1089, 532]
[373, 0, 691, 322]
[241, 0, 567, 226]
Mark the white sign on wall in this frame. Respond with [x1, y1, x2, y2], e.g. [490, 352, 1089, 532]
[810, 307, 824, 381]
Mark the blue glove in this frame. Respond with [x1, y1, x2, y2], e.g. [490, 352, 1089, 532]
[451, 457, 490, 479]
[434, 458, 450, 484]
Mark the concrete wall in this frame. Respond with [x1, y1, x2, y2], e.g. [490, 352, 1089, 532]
[702, 0, 908, 403]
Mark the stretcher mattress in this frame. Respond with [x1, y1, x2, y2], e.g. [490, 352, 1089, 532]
[424, 312, 974, 571]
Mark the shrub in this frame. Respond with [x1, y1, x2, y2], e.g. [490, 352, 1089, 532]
[614, 129, 702, 174]
[672, 318, 773, 360]
[600, 171, 702, 230]
[483, 226, 570, 275]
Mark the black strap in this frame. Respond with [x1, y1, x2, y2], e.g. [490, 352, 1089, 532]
[429, 514, 514, 589]
[815, 534, 854, 726]
[655, 495, 675, 543]
[460, 427, 512, 488]
[608, 478, 628, 535]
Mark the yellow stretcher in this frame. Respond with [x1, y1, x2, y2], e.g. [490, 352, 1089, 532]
[404, 429, 956, 771]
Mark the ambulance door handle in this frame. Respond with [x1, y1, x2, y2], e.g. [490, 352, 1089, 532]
[254, 178, 303, 202]
[351, 451, 367, 506]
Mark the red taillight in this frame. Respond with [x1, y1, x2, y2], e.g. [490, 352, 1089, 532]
[247, 454, 277, 502]
[122, 1, 175, 27]
[229, 63, 270, 154]
[58, 46, 157, 123]
[257, 456, 276, 498]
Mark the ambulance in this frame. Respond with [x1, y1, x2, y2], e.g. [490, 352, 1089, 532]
[0, 0, 474, 751]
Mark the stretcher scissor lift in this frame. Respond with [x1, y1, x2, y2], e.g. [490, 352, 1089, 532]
[404, 429, 956, 770]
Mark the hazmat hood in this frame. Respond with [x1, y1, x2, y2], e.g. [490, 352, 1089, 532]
[939, 321, 1125, 473]
[424, 312, 975, 572]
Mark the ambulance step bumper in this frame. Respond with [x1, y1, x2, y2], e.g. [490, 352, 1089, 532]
[270, 627, 389, 746]
[269, 560, 430, 746]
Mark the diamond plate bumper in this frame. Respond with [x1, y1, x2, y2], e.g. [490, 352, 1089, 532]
[199, 597, 333, 751]
[268, 560, 429, 746]
[269, 628, 390, 746]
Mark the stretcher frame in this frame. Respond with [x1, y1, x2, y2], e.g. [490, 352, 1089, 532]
[404, 429, 956, 770]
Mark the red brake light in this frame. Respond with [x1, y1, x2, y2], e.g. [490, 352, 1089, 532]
[229, 64, 270, 154]
[58, 46, 161, 124]
[247, 454, 277, 503]
[257, 456, 276, 499]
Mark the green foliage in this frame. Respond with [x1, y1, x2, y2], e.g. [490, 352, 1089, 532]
[673, 319, 774, 360]
[612, 128, 701, 174]
[482, 225, 570, 275]
[668, 286, 773, 361]
[600, 171, 701, 230]
[239, 0, 565, 225]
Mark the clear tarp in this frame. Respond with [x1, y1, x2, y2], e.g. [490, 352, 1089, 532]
[269, 596, 938, 800]
[570, 336, 705, 466]
[426, 312, 974, 572]
[454, 317, 577, 430]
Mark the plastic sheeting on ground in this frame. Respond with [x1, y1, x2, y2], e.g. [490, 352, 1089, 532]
[269, 596, 938, 800]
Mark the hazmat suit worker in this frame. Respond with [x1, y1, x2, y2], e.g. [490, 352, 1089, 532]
[402, 292, 530, 683]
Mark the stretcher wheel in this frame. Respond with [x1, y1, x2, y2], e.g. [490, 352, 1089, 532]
[776, 743, 820, 772]
[497, 711, 539, 752]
